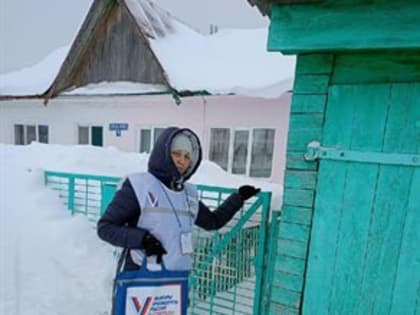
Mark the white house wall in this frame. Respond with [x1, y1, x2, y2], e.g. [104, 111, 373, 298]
[0, 93, 290, 183]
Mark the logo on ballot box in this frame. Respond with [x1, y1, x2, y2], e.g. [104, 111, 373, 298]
[131, 296, 154, 315]
[126, 284, 182, 315]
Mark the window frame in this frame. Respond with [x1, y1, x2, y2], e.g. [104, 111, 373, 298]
[77, 124, 103, 146]
[208, 127, 275, 178]
[208, 127, 231, 172]
[249, 128, 276, 178]
[14, 123, 49, 145]
[137, 126, 168, 153]
[231, 128, 252, 175]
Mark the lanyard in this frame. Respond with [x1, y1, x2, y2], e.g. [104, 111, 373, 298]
[158, 183, 192, 229]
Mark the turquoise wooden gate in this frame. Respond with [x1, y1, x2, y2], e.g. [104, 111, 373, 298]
[44, 170, 275, 314]
[302, 84, 420, 314]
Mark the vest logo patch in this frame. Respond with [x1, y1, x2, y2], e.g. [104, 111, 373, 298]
[147, 191, 159, 207]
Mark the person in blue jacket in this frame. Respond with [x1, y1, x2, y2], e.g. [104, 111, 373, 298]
[97, 126, 260, 271]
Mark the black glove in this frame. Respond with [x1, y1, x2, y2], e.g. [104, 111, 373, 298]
[238, 185, 261, 201]
[141, 232, 167, 263]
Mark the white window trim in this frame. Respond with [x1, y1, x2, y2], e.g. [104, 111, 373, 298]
[245, 130, 253, 176]
[226, 128, 235, 173]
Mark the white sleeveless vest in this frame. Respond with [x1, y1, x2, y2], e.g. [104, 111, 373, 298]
[128, 172, 199, 271]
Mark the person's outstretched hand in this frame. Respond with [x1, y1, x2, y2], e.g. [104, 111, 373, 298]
[238, 185, 261, 201]
[141, 232, 167, 263]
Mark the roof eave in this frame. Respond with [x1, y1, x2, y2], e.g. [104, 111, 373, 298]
[0, 94, 44, 101]
[42, 0, 117, 104]
[247, 0, 321, 16]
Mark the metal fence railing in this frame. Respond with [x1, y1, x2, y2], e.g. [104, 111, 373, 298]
[44, 170, 120, 220]
[44, 170, 272, 314]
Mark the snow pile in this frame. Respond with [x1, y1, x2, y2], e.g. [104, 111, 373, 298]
[0, 143, 282, 315]
[0, 146, 115, 315]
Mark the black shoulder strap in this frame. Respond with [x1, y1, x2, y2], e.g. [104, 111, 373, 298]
[116, 248, 128, 274]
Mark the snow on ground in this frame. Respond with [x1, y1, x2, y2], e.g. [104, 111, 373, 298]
[0, 143, 283, 315]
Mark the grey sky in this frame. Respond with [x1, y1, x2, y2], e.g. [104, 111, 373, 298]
[0, 0, 267, 74]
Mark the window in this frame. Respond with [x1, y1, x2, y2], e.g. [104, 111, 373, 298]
[78, 125, 103, 146]
[209, 128, 230, 171]
[232, 130, 249, 174]
[250, 129, 275, 177]
[38, 125, 49, 143]
[91, 126, 103, 146]
[14, 124, 49, 145]
[14, 125, 24, 145]
[208, 127, 275, 178]
[78, 126, 89, 145]
[26, 125, 36, 144]
[139, 129, 151, 153]
[153, 128, 165, 144]
[139, 127, 166, 153]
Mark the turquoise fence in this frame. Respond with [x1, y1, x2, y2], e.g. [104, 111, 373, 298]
[44, 170, 276, 314]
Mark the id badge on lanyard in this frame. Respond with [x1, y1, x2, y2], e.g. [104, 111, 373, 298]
[180, 232, 193, 255]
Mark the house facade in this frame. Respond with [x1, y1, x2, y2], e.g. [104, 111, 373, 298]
[0, 0, 295, 183]
[0, 92, 291, 183]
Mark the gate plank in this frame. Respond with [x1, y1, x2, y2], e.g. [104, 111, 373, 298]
[286, 152, 317, 170]
[390, 168, 420, 315]
[293, 74, 330, 94]
[281, 206, 312, 225]
[329, 85, 388, 314]
[275, 255, 306, 276]
[283, 188, 314, 208]
[302, 85, 356, 315]
[273, 271, 305, 292]
[355, 84, 414, 314]
[296, 54, 334, 75]
[287, 126, 323, 151]
[386, 84, 420, 315]
[277, 238, 307, 259]
[284, 170, 317, 190]
[268, 302, 299, 315]
[271, 287, 302, 309]
[278, 222, 310, 243]
[291, 94, 327, 113]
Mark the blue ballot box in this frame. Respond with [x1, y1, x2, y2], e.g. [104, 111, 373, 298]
[113, 256, 189, 315]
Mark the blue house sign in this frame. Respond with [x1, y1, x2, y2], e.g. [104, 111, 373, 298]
[109, 123, 129, 137]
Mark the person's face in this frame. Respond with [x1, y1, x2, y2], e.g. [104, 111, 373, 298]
[171, 149, 192, 174]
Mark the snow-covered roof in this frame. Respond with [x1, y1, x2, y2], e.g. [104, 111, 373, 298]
[0, 46, 72, 97]
[0, 0, 295, 99]
[124, 0, 178, 39]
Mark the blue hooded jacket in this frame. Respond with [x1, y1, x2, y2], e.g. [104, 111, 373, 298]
[97, 127, 244, 270]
